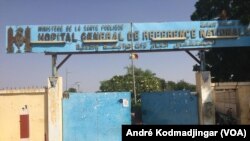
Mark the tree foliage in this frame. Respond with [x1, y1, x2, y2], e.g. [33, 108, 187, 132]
[100, 66, 167, 104]
[191, 0, 250, 24]
[67, 87, 77, 92]
[166, 80, 196, 91]
[191, 0, 232, 21]
[99, 66, 196, 104]
[205, 47, 250, 82]
[191, 0, 250, 82]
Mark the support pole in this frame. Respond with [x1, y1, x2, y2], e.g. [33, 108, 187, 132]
[50, 54, 58, 87]
[47, 77, 63, 141]
[48, 54, 63, 141]
[196, 71, 215, 124]
[199, 50, 206, 71]
[52, 54, 57, 77]
[196, 50, 215, 125]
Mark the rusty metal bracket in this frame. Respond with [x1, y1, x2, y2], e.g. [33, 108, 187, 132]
[185, 50, 201, 64]
[47, 53, 73, 87]
[56, 54, 72, 70]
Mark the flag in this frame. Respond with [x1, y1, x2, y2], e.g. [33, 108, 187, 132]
[130, 53, 138, 60]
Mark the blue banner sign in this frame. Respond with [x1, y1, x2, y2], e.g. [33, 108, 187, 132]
[6, 20, 250, 54]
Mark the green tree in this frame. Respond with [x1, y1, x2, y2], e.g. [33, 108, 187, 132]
[175, 80, 196, 91]
[100, 66, 196, 103]
[100, 66, 166, 105]
[191, 0, 250, 82]
[63, 87, 77, 98]
[165, 81, 176, 90]
[67, 87, 77, 92]
[166, 80, 196, 91]
[191, 0, 250, 24]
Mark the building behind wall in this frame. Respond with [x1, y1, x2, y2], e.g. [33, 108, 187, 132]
[0, 87, 47, 141]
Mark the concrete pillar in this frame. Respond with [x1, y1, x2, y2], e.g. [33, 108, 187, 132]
[47, 77, 63, 141]
[196, 71, 215, 125]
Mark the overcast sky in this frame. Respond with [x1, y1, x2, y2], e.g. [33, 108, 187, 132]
[0, 0, 198, 92]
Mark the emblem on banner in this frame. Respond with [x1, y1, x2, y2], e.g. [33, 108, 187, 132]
[7, 27, 31, 53]
[14, 27, 25, 52]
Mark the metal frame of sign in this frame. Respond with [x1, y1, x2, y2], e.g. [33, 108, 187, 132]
[6, 20, 250, 86]
[6, 20, 250, 54]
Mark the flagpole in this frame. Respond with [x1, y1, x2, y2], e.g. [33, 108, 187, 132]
[131, 54, 137, 104]
[130, 22, 137, 104]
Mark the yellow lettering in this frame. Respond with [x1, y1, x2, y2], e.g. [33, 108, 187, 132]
[167, 31, 172, 38]
[173, 31, 178, 38]
[199, 30, 206, 38]
[161, 31, 166, 38]
[179, 31, 186, 38]
[206, 30, 214, 37]
[191, 30, 196, 39]
[156, 31, 161, 38]
[105, 32, 111, 40]
[150, 31, 155, 39]
[143, 31, 149, 40]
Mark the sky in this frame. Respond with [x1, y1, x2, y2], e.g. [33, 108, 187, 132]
[0, 0, 198, 92]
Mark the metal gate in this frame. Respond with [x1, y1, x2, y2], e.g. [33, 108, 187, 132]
[141, 90, 199, 125]
[63, 92, 131, 141]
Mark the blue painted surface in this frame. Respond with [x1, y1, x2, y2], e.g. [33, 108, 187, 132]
[141, 91, 198, 125]
[6, 20, 250, 54]
[63, 92, 131, 141]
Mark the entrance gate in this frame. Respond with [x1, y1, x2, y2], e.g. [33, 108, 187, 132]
[62, 92, 131, 141]
[141, 90, 199, 125]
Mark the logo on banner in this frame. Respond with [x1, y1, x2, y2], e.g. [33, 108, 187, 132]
[7, 27, 31, 53]
[14, 27, 25, 50]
